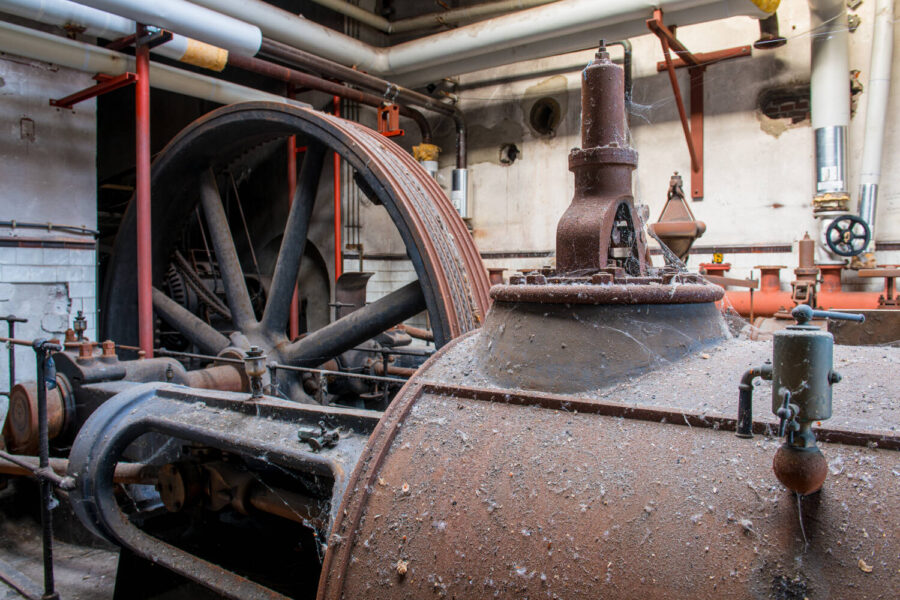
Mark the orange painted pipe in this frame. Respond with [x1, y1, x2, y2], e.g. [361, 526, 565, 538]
[723, 289, 884, 317]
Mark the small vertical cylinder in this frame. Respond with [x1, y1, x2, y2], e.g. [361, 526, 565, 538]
[581, 43, 626, 150]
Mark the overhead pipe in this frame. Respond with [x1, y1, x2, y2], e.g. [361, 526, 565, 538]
[191, 0, 775, 79]
[857, 0, 894, 251]
[226, 53, 432, 143]
[0, 0, 229, 70]
[70, 0, 261, 56]
[0, 20, 305, 107]
[260, 40, 461, 162]
[307, 0, 560, 35]
[259, 38, 469, 213]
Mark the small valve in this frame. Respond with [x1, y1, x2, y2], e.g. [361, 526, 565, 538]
[73, 310, 87, 341]
[243, 346, 267, 399]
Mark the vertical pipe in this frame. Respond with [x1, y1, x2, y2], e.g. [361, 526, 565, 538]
[287, 136, 300, 339]
[34, 344, 58, 600]
[7, 320, 15, 392]
[135, 25, 153, 357]
[857, 0, 894, 248]
[809, 0, 850, 200]
[333, 95, 342, 281]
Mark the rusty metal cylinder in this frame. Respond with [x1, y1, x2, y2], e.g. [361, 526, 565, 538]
[581, 43, 627, 149]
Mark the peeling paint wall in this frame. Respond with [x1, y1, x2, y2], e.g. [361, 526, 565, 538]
[0, 55, 97, 396]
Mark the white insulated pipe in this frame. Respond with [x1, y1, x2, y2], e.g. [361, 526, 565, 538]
[809, 0, 850, 197]
[191, 0, 774, 77]
[307, 0, 560, 35]
[394, 0, 776, 87]
[70, 0, 262, 56]
[0, 20, 302, 107]
[857, 0, 894, 242]
[0, 0, 229, 70]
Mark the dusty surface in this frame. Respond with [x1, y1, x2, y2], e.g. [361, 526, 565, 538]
[0, 506, 117, 600]
[589, 338, 899, 434]
[424, 333, 899, 435]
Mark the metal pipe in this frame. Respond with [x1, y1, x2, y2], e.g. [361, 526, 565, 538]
[258, 39, 461, 167]
[736, 364, 772, 438]
[857, 0, 893, 248]
[809, 0, 850, 199]
[0, 20, 305, 106]
[308, 0, 560, 35]
[69, 0, 261, 56]
[333, 96, 343, 282]
[135, 25, 153, 358]
[0, 0, 229, 70]
[287, 136, 300, 341]
[32, 341, 59, 600]
[226, 53, 432, 142]
[194, 0, 772, 79]
[0, 453, 156, 485]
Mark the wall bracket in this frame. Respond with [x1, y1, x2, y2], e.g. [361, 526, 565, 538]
[647, 9, 751, 200]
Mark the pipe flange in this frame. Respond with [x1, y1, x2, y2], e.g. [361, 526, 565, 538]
[568, 146, 637, 170]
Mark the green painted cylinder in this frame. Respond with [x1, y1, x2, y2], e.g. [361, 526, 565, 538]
[772, 325, 834, 422]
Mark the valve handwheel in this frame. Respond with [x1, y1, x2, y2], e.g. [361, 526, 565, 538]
[825, 214, 870, 257]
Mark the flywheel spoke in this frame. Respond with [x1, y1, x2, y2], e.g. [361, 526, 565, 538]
[261, 142, 327, 334]
[199, 170, 258, 330]
[152, 287, 230, 355]
[284, 281, 426, 367]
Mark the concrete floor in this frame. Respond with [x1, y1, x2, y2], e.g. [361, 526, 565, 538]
[0, 490, 117, 600]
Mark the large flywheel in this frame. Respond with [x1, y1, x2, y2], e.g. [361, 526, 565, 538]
[102, 102, 489, 402]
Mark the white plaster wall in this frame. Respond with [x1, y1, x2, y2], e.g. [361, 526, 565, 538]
[358, 0, 899, 290]
[0, 55, 97, 396]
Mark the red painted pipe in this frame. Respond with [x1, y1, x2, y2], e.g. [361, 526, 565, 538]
[333, 96, 342, 282]
[724, 289, 884, 317]
[135, 26, 153, 357]
[287, 135, 300, 340]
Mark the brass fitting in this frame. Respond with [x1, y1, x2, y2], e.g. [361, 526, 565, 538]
[413, 143, 440, 162]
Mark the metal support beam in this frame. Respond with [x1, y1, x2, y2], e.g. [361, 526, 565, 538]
[49, 72, 137, 109]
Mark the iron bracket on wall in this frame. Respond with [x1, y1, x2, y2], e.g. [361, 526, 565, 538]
[647, 9, 751, 200]
[49, 29, 173, 110]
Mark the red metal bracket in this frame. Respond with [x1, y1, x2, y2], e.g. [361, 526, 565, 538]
[50, 72, 137, 109]
[377, 104, 404, 138]
[647, 9, 751, 200]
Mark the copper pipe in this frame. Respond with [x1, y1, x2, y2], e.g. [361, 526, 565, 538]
[396, 323, 434, 342]
[372, 363, 417, 378]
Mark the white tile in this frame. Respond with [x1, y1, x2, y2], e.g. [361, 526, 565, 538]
[2, 265, 57, 283]
[70, 250, 97, 266]
[15, 247, 43, 265]
[42, 249, 71, 266]
[68, 281, 96, 298]
[0, 247, 16, 264]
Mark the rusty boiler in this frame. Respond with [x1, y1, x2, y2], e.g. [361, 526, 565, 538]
[317, 44, 899, 599]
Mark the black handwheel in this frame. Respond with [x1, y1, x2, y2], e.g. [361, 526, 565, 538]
[825, 214, 870, 257]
